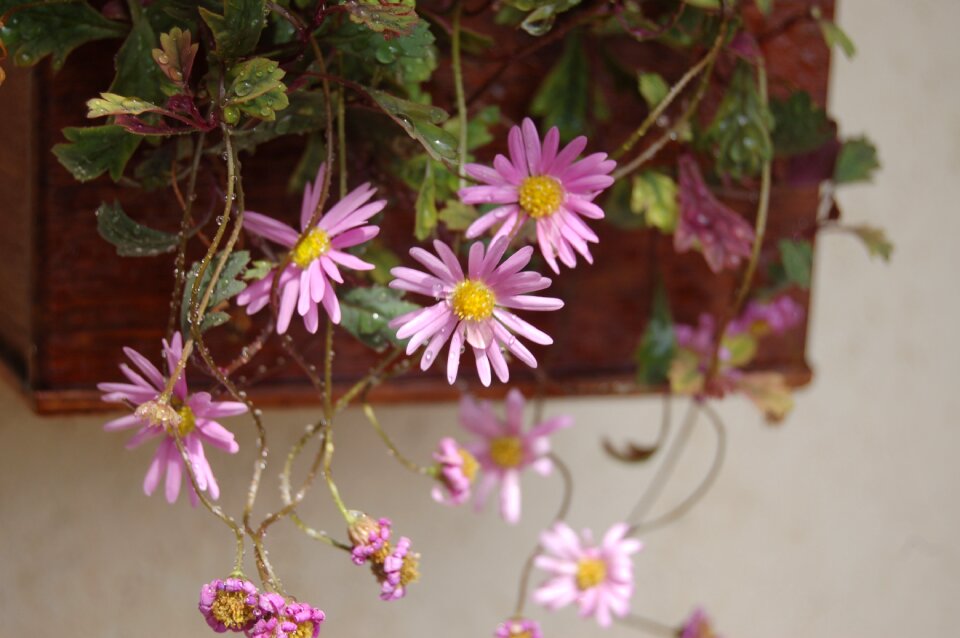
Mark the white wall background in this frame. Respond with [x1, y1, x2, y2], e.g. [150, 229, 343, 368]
[2, 1, 958, 636]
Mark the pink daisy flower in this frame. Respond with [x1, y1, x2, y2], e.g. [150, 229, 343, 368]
[348, 514, 393, 565]
[431, 437, 480, 506]
[460, 389, 572, 524]
[533, 522, 642, 628]
[198, 577, 261, 633]
[237, 163, 384, 333]
[680, 607, 722, 638]
[98, 332, 245, 505]
[459, 117, 615, 273]
[388, 238, 563, 386]
[495, 618, 543, 638]
[347, 514, 420, 601]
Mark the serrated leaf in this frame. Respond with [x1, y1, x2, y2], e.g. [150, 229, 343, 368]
[223, 57, 289, 123]
[637, 72, 668, 109]
[53, 125, 142, 182]
[635, 283, 676, 385]
[414, 162, 437, 241]
[244, 259, 274, 280]
[339, 286, 420, 352]
[199, 0, 266, 59]
[506, 0, 581, 36]
[530, 34, 587, 142]
[834, 137, 879, 184]
[630, 170, 678, 233]
[96, 201, 179, 256]
[849, 225, 893, 262]
[181, 250, 251, 334]
[369, 90, 457, 163]
[778, 239, 813, 289]
[770, 91, 832, 156]
[705, 62, 774, 179]
[0, 1, 126, 69]
[345, 0, 419, 35]
[438, 201, 479, 232]
[87, 92, 161, 118]
[110, 12, 166, 104]
[817, 18, 855, 59]
[152, 27, 198, 86]
[326, 20, 436, 94]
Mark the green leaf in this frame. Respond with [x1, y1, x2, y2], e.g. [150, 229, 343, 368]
[96, 201, 179, 257]
[369, 90, 457, 163]
[223, 57, 289, 124]
[778, 239, 813, 288]
[705, 62, 774, 179]
[361, 242, 403, 286]
[769, 91, 831, 156]
[0, 1, 126, 68]
[630, 170, 678, 233]
[326, 20, 436, 95]
[668, 348, 705, 395]
[817, 18, 855, 59]
[414, 162, 438, 241]
[684, 0, 720, 7]
[345, 0, 419, 35]
[244, 259, 274, 281]
[637, 72, 669, 109]
[530, 34, 588, 142]
[635, 283, 676, 385]
[152, 26, 199, 86]
[87, 93, 160, 118]
[438, 201, 479, 232]
[603, 179, 645, 230]
[234, 91, 326, 153]
[848, 225, 893, 262]
[755, 0, 774, 14]
[339, 286, 420, 352]
[503, 0, 582, 36]
[53, 125, 142, 182]
[199, 0, 266, 59]
[181, 250, 251, 334]
[737, 372, 794, 422]
[834, 137, 880, 184]
[721, 332, 758, 367]
[110, 12, 166, 104]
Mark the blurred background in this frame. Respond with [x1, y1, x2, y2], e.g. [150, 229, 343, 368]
[1, 0, 957, 636]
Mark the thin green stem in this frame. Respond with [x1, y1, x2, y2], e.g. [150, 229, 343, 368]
[362, 402, 433, 475]
[166, 130, 206, 338]
[451, 0, 468, 187]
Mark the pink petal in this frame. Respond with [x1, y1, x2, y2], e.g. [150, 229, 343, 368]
[486, 340, 510, 383]
[321, 286, 341, 324]
[299, 163, 326, 229]
[500, 469, 521, 523]
[433, 240, 465, 282]
[327, 249, 374, 271]
[122, 347, 165, 390]
[464, 163, 507, 185]
[330, 225, 379, 249]
[520, 118, 542, 176]
[447, 323, 465, 384]
[277, 278, 300, 334]
[459, 184, 519, 206]
[143, 442, 166, 496]
[545, 135, 587, 174]
[493, 309, 553, 345]
[297, 268, 313, 316]
[473, 346, 492, 387]
[539, 126, 561, 173]
[507, 125, 529, 178]
[505, 389, 525, 433]
[309, 259, 326, 303]
[164, 444, 182, 503]
[492, 322, 538, 368]
[497, 294, 564, 312]
[319, 255, 343, 284]
[410, 246, 458, 284]
[244, 211, 298, 247]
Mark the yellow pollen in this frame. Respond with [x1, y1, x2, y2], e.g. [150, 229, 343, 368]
[575, 558, 607, 591]
[399, 552, 421, 587]
[518, 175, 564, 219]
[175, 404, 196, 437]
[210, 591, 255, 629]
[450, 279, 496, 321]
[291, 228, 332, 268]
[489, 436, 524, 468]
[289, 621, 316, 638]
[511, 631, 533, 638]
[458, 448, 480, 482]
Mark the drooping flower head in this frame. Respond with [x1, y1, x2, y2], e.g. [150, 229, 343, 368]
[675, 154, 755, 273]
[461, 389, 572, 524]
[389, 238, 563, 386]
[431, 437, 480, 506]
[533, 522, 642, 628]
[680, 607, 721, 638]
[459, 118, 615, 273]
[198, 577, 260, 633]
[728, 294, 804, 337]
[237, 163, 384, 333]
[495, 617, 543, 638]
[98, 332, 246, 504]
[347, 514, 420, 601]
[248, 594, 324, 638]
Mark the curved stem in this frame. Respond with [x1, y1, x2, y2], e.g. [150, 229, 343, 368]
[630, 402, 726, 534]
[627, 401, 699, 527]
[451, 0, 468, 187]
[512, 453, 573, 617]
[363, 402, 434, 475]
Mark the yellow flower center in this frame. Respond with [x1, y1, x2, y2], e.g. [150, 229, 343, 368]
[575, 558, 607, 590]
[292, 228, 332, 268]
[210, 590, 255, 629]
[489, 436, 524, 468]
[450, 279, 496, 321]
[518, 175, 564, 219]
[458, 448, 480, 482]
[289, 621, 317, 638]
[175, 404, 196, 437]
[400, 551, 421, 587]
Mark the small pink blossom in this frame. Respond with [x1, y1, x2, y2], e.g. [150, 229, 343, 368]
[459, 117, 615, 273]
[237, 163, 384, 333]
[347, 514, 420, 601]
[389, 238, 563, 386]
[728, 295, 804, 336]
[431, 437, 479, 506]
[533, 522, 642, 628]
[675, 154, 755, 273]
[495, 617, 543, 638]
[461, 389, 572, 524]
[249, 593, 325, 638]
[98, 332, 246, 504]
[680, 607, 722, 638]
[198, 577, 260, 633]
[378, 535, 419, 601]
[348, 514, 392, 565]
